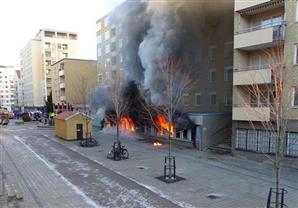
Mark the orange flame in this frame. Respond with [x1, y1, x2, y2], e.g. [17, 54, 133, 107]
[120, 116, 135, 132]
[153, 140, 162, 147]
[155, 115, 174, 136]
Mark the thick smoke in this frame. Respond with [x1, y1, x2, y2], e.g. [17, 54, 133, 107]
[138, 1, 186, 105]
[106, 0, 232, 105]
[91, 0, 233, 128]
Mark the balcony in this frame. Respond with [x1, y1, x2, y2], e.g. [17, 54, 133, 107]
[233, 104, 271, 121]
[58, 70, 64, 76]
[60, 96, 66, 101]
[235, 0, 284, 14]
[59, 83, 65, 89]
[234, 22, 285, 50]
[234, 65, 272, 85]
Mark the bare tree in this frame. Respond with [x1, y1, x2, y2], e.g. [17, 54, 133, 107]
[235, 44, 296, 207]
[69, 76, 92, 139]
[141, 57, 194, 179]
[106, 70, 130, 143]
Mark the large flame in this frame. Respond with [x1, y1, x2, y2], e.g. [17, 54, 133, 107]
[120, 116, 135, 132]
[155, 115, 174, 136]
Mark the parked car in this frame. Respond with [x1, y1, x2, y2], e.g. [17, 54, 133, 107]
[0, 115, 9, 125]
[33, 111, 42, 121]
[22, 112, 32, 122]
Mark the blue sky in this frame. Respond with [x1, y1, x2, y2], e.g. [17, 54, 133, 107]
[0, 0, 124, 67]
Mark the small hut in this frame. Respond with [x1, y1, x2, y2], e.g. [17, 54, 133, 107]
[55, 111, 92, 140]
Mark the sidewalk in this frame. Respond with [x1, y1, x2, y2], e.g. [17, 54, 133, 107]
[0, 130, 97, 208]
[35, 126, 298, 208]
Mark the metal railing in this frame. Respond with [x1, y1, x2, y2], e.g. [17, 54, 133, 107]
[234, 63, 282, 72]
[236, 21, 286, 34]
[233, 103, 272, 108]
[267, 188, 288, 208]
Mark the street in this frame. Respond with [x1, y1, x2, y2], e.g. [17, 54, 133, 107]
[1, 121, 298, 208]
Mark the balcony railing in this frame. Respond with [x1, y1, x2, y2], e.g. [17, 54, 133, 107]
[234, 63, 282, 72]
[234, 102, 272, 108]
[236, 21, 285, 35]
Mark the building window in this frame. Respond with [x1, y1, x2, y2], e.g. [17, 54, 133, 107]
[119, 39, 123, 49]
[194, 49, 201, 63]
[195, 93, 201, 106]
[209, 70, 216, 82]
[111, 56, 117, 65]
[105, 31, 110, 40]
[224, 41, 233, 58]
[57, 43, 61, 49]
[46, 60, 51, 66]
[224, 67, 233, 82]
[97, 36, 102, 44]
[210, 93, 216, 105]
[119, 55, 123, 63]
[105, 44, 110, 54]
[62, 44, 68, 50]
[97, 21, 102, 31]
[111, 28, 116, 37]
[111, 42, 116, 52]
[286, 132, 298, 157]
[45, 51, 51, 57]
[208, 46, 216, 62]
[62, 53, 68, 58]
[105, 58, 111, 67]
[45, 42, 51, 48]
[224, 92, 232, 106]
[293, 87, 298, 107]
[183, 130, 188, 140]
[97, 48, 102, 57]
[183, 93, 189, 106]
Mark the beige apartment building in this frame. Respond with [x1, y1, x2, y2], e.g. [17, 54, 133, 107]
[96, 1, 234, 149]
[20, 29, 79, 109]
[233, 0, 298, 157]
[51, 58, 97, 111]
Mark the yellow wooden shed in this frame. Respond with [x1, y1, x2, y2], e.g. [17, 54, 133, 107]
[55, 111, 92, 140]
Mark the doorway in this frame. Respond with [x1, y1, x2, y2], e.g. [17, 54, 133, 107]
[76, 124, 83, 140]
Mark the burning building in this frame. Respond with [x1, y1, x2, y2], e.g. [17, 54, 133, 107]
[94, 0, 234, 150]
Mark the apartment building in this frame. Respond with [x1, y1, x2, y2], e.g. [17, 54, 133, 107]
[233, 0, 298, 157]
[0, 65, 16, 111]
[96, 15, 124, 85]
[96, 1, 234, 149]
[51, 58, 97, 112]
[14, 70, 22, 109]
[20, 29, 79, 109]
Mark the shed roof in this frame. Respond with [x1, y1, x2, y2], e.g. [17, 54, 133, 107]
[55, 111, 89, 120]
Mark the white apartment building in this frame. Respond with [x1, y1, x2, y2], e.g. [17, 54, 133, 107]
[0, 65, 16, 111]
[20, 29, 79, 109]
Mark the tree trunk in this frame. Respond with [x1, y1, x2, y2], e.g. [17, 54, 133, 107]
[168, 122, 172, 178]
[275, 131, 283, 208]
[116, 119, 119, 143]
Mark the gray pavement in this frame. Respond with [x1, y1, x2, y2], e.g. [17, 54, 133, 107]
[0, 128, 96, 208]
[2, 122, 298, 208]
[1, 123, 180, 208]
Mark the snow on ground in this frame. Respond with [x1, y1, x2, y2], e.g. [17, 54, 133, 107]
[13, 135, 101, 208]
